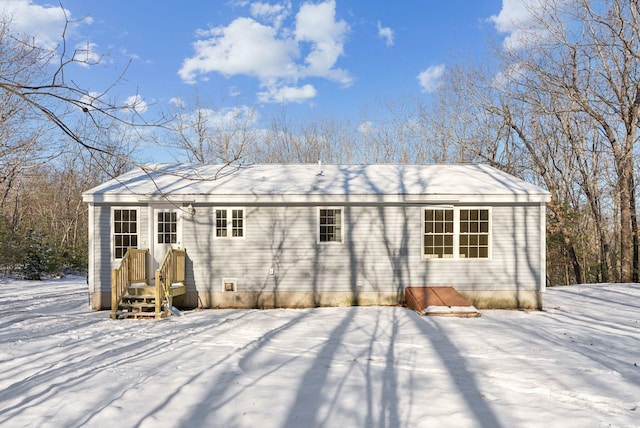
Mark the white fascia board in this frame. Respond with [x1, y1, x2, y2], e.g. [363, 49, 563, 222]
[83, 192, 551, 205]
[188, 194, 550, 204]
[82, 194, 196, 204]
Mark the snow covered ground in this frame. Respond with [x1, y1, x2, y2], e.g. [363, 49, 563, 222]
[0, 277, 639, 428]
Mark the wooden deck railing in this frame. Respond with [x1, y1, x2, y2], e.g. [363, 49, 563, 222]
[111, 248, 148, 318]
[154, 247, 187, 316]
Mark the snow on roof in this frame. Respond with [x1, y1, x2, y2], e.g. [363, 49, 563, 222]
[82, 163, 551, 204]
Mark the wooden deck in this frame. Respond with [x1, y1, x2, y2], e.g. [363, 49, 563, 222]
[405, 286, 480, 317]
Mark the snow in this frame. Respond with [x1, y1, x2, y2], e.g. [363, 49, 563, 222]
[1, 277, 639, 427]
[422, 305, 480, 316]
[83, 163, 551, 203]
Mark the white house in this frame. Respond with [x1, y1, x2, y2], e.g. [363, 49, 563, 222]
[82, 163, 551, 313]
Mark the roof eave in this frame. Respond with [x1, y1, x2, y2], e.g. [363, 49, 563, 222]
[82, 192, 551, 205]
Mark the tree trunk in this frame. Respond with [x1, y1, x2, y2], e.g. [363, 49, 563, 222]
[562, 227, 583, 284]
[631, 174, 639, 282]
[619, 165, 633, 283]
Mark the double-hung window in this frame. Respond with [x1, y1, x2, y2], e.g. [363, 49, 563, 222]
[113, 208, 138, 259]
[318, 208, 343, 243]
[423, 207, 490, 259]
[215, 208, 245, 238]
[423, 209, 454, 258]
[459, 209, 489, 258]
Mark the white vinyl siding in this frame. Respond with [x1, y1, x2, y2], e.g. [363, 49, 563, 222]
[177, 204, 542, 297]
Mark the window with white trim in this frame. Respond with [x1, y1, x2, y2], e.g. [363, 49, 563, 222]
[215, 208, 244, 238]
[424, 208, 454, 258]
[157, 211, 177, 244]
[113, 208, 138, 259]
[423, 207, 490, 259]
[459, 209, 489, 258]
[318, 208, 343, 243]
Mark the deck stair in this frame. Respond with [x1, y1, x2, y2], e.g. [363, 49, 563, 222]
[405, 286, 480, 317]
[117, 284, 158, 319]
[111, 248, 187, 319]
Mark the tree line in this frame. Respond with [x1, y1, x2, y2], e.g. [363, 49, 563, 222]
[1, 0, 639, 285]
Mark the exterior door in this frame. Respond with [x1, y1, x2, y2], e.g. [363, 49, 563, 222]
[153, 207, 182, 276]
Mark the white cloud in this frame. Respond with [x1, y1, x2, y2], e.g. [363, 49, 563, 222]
[358, 121, 373, 135]
[208, 105, 257, 129]
[119, 48, 142, 62]
[294, 0, 351, 85]
[178, 17, 298, 84]
[257, 84, 317, 103]
[377, 22, 394, 47]
[179, 105, 258, 133]
[124, 95, 148, 114]
[73, 42, 101, 67]
[170, 99, 258, 133]
[179, 0, 351, 103]
[250, 1, 291, 28]
[0, 0, 90, 50]
[491, 61, 525, 88]
[417, 64, 445, 93]
[169, 97, 185, 108]
[79, 91, 102, 111]
[489, 0, 553, 51]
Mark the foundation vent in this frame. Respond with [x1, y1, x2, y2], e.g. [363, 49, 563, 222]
[222, 278, 237, 292]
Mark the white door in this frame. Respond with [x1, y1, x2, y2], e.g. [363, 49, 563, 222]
[152, 207, 182, 276]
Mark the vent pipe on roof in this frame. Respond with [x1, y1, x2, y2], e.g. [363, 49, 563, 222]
[317, 160, 323, 176]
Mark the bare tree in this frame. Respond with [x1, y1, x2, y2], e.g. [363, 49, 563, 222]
[499, 0, 640, 282]
[0, 18, 61, 207]
[437, 0, 640, 284]
[250, 110, 357, 164]
[0, 12, 162, 177]
[352, 96, 434, 164]
[0, 10, 171, 274]
[167, 94, 257, 164]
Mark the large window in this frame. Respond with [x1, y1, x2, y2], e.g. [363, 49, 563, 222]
[423, 208, 490, 259]
[215, 208, 244, 238]
[113, 208, 138, 259]
[319, 208, 343, 243]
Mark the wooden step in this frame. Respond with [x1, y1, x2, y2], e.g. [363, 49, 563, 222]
[119, 302, 156, 310]
[115, 310, 163, 319]
[127, 285, 155, 296]
[122, 294, 156, 302]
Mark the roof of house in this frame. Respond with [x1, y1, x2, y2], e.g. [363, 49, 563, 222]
[82, 163, 551, 204]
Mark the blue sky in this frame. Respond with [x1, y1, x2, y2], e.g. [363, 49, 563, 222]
[2, 0, 525, 160]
